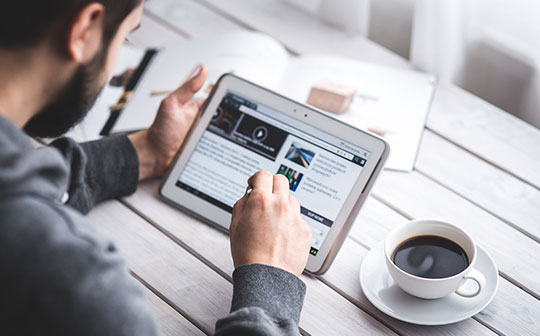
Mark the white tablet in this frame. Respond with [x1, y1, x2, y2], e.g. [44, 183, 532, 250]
[160, 74, 389, 274]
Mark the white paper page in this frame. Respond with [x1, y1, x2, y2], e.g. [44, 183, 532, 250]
[277, 55, 437, 171]
[65, 44, 145, 141]
[113, 31, 289, 133]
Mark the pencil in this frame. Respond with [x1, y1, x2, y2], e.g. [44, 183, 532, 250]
[148, 64, 203, 97]
[149, 90, 172, 97]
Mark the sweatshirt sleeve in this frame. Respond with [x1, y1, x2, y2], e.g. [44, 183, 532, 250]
[215, 264, 306, 336]
[49, 135, 139, 214]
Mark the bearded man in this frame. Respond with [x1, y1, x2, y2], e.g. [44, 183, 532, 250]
[0, 1, 312, 335]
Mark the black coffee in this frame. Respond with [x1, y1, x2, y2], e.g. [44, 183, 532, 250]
[391, 235, 469, 279]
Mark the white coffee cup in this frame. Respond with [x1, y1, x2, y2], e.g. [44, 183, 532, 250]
[385, 219, 486, 299]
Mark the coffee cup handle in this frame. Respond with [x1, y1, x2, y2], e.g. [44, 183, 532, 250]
[455, 268, 486, 298]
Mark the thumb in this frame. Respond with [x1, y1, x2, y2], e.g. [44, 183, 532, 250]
[169, 65, 208, 105]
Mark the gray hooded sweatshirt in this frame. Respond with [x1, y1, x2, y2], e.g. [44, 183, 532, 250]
[0, 115, 305, 335]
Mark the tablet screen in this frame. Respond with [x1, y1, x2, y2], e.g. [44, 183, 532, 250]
[176, 92, 370, 255]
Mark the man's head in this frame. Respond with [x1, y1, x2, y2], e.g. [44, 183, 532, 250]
[0, 0, 143, 137]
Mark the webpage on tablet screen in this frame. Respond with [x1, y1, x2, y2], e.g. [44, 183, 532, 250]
[177, 92, 370, 255]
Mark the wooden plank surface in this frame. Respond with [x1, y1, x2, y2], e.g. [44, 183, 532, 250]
[86, 200, 232, 335]
[122, 181, 512, 335]
[416, 130, 540, 242]
[131, 179, 540, 336]
[122, 181, 397, 336]
[426, 83, 540, 189]
[144, 286, 206, 336]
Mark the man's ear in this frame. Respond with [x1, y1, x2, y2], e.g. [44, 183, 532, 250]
[66, 3, 105, 63]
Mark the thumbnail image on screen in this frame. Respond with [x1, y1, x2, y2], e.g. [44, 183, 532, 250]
[276, 164, 304, 191]
[286, 141, 315, 168]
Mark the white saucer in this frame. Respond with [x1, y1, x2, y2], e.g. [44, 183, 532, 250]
[360, 242, 499, 325]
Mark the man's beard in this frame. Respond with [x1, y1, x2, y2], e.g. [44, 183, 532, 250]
[23, 48, 108, 138]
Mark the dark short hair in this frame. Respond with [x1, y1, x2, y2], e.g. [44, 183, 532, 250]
[0, 0, 142, 49]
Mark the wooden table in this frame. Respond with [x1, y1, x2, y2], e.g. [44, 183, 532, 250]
[87, 1, 540, 335]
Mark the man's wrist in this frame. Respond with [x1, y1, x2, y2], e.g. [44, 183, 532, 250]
[128, 130, 161, 181]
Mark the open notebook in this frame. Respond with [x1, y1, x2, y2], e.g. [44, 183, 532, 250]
[110, 31, 436, 171]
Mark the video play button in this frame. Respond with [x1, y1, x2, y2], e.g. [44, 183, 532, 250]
[252, 126, 268, 142]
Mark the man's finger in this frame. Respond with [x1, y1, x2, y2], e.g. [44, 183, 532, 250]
[247, 170, 273, 193]
[169, 65, 208, 105]
[289, 194, 301, 213]
[273, 174, 290, 195]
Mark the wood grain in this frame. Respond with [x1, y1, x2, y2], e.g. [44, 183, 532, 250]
[129, 179, 538, 335]
[416, 130, 540, 242]
[122, 181, 397, 336]
[86, 200, 232, 335]
[121, 181, 511, 335]
[143, 286, 206, 336]
[426, 83, 540, 189]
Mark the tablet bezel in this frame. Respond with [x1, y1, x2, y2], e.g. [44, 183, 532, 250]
[160, 74, 389, 274]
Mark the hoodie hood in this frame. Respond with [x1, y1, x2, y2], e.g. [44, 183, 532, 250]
[0, 115, 68, 201]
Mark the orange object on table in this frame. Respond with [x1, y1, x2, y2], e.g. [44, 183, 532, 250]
[306, 81, 357, 114]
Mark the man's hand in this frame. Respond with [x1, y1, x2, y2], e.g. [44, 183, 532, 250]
[128, 65, 208, 180]
[230, 171, 312, 276]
